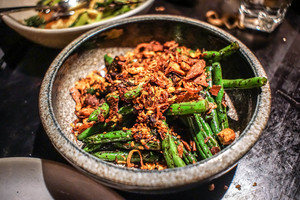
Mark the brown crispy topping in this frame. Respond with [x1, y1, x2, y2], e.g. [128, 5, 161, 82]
[127, 150, 144, 169]
[155, 6, 165, 12]
[84, 94, 100, 107]
[210, 85, 222, 96]
[194, 74, 209, 87]
[70, 40, 236, 169]
[180, 62, 191, 71]
[217, 128, 236, 145]
[235, 184, 241, 190]
[70, 87, 82, 111]
[185, 59, 206, 80]
[210, 146, 221, 155]
[177, 143, 184, 158]
[208, 183, 215, 191]
[166, 61, 186, 75]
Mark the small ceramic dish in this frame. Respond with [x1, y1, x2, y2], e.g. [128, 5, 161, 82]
[0, 0, 154, 48]
[0, 157, 123, 199]
[39, 15, 271, 193]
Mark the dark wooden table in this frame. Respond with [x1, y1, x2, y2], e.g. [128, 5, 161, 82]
[0, 0, 299, 199]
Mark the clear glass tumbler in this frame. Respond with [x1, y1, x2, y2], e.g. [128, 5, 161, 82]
[239, 0, 292, 33]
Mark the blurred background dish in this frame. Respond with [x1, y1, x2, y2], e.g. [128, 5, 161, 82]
[39, 15, 271, 193]
[0, 157, 124, 200]
[0, 0, 154, 48]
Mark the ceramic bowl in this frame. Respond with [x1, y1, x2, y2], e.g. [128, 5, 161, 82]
[39, 15, 271, 193]
[0, 157, 123, 199]
[0, 0, 154, 49]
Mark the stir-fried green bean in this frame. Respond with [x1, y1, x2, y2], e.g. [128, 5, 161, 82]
[70, 40, 267, 170]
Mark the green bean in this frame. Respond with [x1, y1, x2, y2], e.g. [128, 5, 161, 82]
[88, 102, 109, 121]
[202, 41, 239, 62]
[165, 99, 209, 115]
[194, 114, 220, 150]
[166, 133, 186, 167]
[222, 77, 267, 89]
[87, 100, 209, 118]
[205, 66, 213, 90]
[186, 117, 212, 159]
[161, 121, 186, 167]
[172, 136, 197, 164]
[93, 151, 160, 163]
[118, 104, 134, 115]
[83, 143, 103, 153]
[205, 92, 221, 135]
[124, 82, 144, 100]
[84, 130, 132, 144]
[78, 122, 107, 141]
[162, 134, 175, 168]
[112, 140, 161, 151]
[212, 62, 229, 130]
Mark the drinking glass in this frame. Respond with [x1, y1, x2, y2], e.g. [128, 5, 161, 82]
[239, 0, 293, 33]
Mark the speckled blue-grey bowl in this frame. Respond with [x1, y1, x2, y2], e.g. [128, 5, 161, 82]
[39, 15, 271, 193]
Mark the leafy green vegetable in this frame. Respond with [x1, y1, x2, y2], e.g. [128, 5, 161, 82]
[25, 15, 45, 27]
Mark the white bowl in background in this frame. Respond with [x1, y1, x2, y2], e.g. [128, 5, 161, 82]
[0, 0, 154, 48]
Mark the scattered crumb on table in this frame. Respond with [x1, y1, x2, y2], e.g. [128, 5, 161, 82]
[235, 184, 241, 190]
[208, 183, 215, 191]
[155, 6, 165, 12]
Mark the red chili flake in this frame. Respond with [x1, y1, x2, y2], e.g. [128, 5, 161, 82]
[177, 143, 184, 158]
[192, 141, 197, 152]
[222, 97, 227, 107]
[253, 182, 257, 186]
[210, 85, 222, 96]
[182, 140, 191, 152]
[235, 184, 241, 190]
[204, 136, 211, 144]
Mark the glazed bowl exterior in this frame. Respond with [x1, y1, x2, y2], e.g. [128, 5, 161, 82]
[39, 15, 271, 193]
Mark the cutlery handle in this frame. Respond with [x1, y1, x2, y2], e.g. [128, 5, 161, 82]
[0, 6, 37, 13]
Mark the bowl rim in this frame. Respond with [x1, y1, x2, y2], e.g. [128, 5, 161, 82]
[39, 14, 271, 191]
[1, 0, 154, 34]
